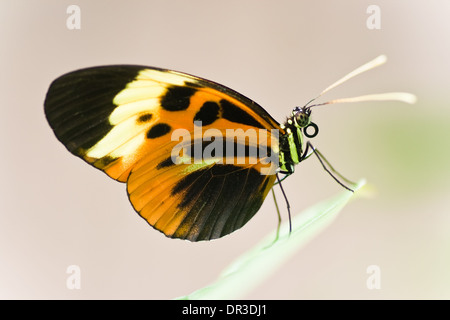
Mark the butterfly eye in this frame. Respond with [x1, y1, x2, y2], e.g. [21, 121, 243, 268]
[303, 122, 319, 138]
[294, 109, 310, 127]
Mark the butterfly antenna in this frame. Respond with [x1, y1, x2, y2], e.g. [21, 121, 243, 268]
[304, 55, 417, 109]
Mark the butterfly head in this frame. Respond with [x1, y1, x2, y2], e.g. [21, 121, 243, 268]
[292, 106, 311, 127]
[291, 106, 318, 138]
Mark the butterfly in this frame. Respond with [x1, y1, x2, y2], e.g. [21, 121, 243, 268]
[44, 55, 415, 241]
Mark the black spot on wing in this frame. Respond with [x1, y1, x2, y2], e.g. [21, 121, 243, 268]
[220, 99, 265, 129]
[193, 101, 220, 125]
[156, 136, 264, 170]
[147, 123, 171, 139]
[178, 138, 262, 164]
[157, 156, 176, 169]
[160, 86, 196, 111]
[93, 155, 117, 169]
[137, 113, 153, 123]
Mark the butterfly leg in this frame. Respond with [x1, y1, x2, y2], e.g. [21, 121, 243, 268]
[265, 174, 291, 248]
[274, 171, 292, 184]
[276, 173, 292, 234]
[271, 188, 282, 243]
[303, 141, 356, 192]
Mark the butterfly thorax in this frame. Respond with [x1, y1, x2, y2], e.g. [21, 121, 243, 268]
[278, 107, 312, 174]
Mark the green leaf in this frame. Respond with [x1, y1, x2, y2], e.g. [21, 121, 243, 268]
[176, 179, 366, 300]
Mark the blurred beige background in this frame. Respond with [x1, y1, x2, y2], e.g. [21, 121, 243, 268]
[1, 0, 449, 299]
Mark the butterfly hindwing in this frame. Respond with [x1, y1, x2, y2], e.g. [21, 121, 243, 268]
[45, 65, 281, 240]
[128, 159, 276, 241]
